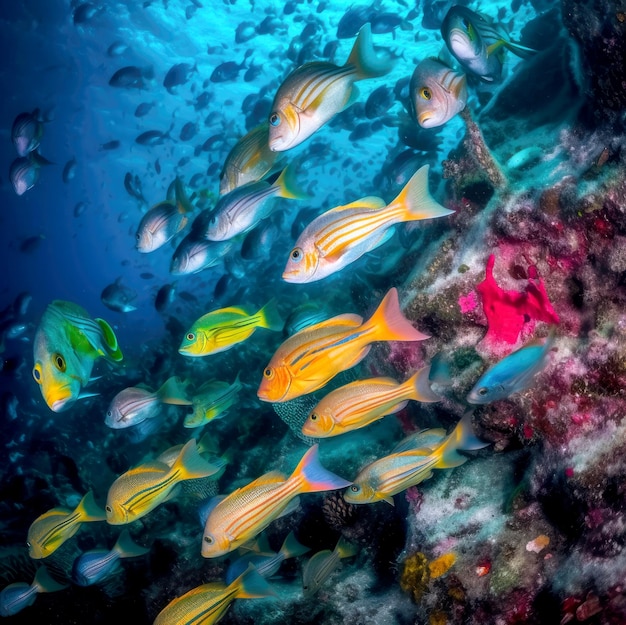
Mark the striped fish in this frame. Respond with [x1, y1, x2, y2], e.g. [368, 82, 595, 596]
[302, 537, 358, 597]
[282, 165, 453, 283]
[27, 491, 106, 559]
[105, 439, 222, 525]
[268, 23, 393, 151]
[257, 288, 429, 403]
[185, 373, 243, 428]
[202, 445, 351, 558]
[301, 366, 440, 438]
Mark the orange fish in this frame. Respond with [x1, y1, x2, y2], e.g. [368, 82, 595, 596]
[257, 288, 428, 403]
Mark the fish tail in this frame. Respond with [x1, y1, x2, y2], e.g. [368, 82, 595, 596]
[365, 288, 430, 342]
[292, 444, 352, 493]
[32, 567, 68, 594]
[273, 163, 309, 200]
[435, 411, 489, 469]
[157, 376, 193, 406]
[174, 439, 223, 480]
[234, 565, 276, 599]
[388, 165, 454, 222]
[94, 318, 123, 362]
[113, 529, 150, 558]
[279, 531, 310, 559]
[405, 366, 441, 403]
[255, 299, 284, 332]
[335, 536, 358, 559]
[346, 23, 394, 80]
[75, 490, 107, 522]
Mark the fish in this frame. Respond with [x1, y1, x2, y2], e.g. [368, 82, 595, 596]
[73, 2, 102, 24]
[99, 139, 120, 151]
[302, 536, 358, 597]
[283, 302, 329, 337]
[124, 172, 146, 203]
[185, 374, 242, 428]
[72, 529, 150, 586]
[105, 376, 192, 429]
[202, 445, 351, 557]
[219, 123, 279, 195]
[0, 567, 67, 617]
[27, 490, 106, 559]
[19, 234, 46, 253]
[32, 300, 123, 412]
[107, 40, 129, 57]
[282, 165, 453, 283]
[205, 165, 307, 242]
[410, 58, 467, 128]
[344, 411, 489, 505]
[109, 65, 154, 89]
[179, 121, 198, 141]
[135, 128, 171, 146]
[155, 283, 176, 313]
[225, 531, 310, 584]
[179, 300, 283, 357]
[135, 200, 190, 253]
[105, 439, 223, 525]
[267, 23, 393, 152]
[62, 157, 77, 183]
[170, 234, 234, 275]
[9, 153, 51, 196]
[11, 109, 44, 157]
[100, 277, 138, 313]
[153, 565, 273, 625]
[441, 6, 537, 82]
[134, 101, 155, 117]
[258, 288, 429, 403]
[163, 62, 197, 94]
[210, 50, 252, 83]
[301, 366, 440, 438]
[466, 332, 555, 404]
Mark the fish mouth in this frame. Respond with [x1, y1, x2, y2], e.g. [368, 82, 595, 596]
[44, 385, 74, 412]
[417, 112, 436, 128]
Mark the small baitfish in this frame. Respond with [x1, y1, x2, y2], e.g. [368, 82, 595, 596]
[257, 288, 429, 403]
[0, 567, 67, 617]
[153, 565, 273, 625]
[27, 491, 106, 559]
[410, 57, 467, 128]
[179, 300, 283, 357]
[135, 200, 189, 253]
[202, 445, 351, 558]
[106, 439, 223, 525]
[105, 376, 192, 429]
[32, 300, 123, 412]
[185, 374, 243, 428]
[268, 23, 393, 151]
[302, 536, 358, 597]
[72, 529, 150, 586]
[301, 366, 440, 438]
[466, 332, 555, 404]
[343, 411, 489, 505]
[282, 165, 453, 283]
[11, 109, 44, 157]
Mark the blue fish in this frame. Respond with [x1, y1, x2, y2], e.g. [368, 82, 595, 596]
[0, 567, 67, 617]
[466, 332, 555, 404]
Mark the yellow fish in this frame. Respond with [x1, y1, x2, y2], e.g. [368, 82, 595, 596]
[185, 373, 243, 428]
[282, 165, 453, 283]
[202, 445, 351, 558]
[344, 411, 489, 505]
[179, 300, 283, 357]
[153, 565, 273, 625]
[257, 288, 429, 403]
[106, 439, 223, 525]
[32, 300, 123, 412]
[301, 366, 440, 438]
[268, 23, 393, 151]
[27, 491, 106, 559]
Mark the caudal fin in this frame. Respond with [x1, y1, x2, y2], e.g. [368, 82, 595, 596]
[32, 567, 68, 594]
[174, 439, 224, 480]
[435, 411, 490, 470]
[279, 531, 310, 559]
[291, 445, 352, 493]
[273, 163, 309, 200]
[95, 318, 123, 362]
[365, 288, 430, 342]
[75, 490, 106, 523]
[256, 299, 284, 332]
[233, 565, 276, 599]
[113, 529, 150, 559]
[404, 366, 441, 403]
[346, 23, 394, 80]
[157, 376, 193, 406]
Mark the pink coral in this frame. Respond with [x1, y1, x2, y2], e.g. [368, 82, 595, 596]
[458, 290, 478, 314]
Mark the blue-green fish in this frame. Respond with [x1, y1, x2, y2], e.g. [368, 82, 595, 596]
[185, 373, 243, 428]
[0, 567, 67, 617]
[466, 333, 555, 404]
[32, 300, 123, 412]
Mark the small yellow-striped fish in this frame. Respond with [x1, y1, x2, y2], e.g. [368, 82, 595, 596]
[153, 565, 273, 625]
[179, 300, 283, 357]
[202, 445, 351, 558]
[257, 288, 429, 403]
[268, 23, 393, 151]
[106, 439, 223, 525]
[27, 491, 106, 559]
[283, 165, 453, 283]
[302, 366, 440, 438]
[185, 374, 243, 428]
[302, 536, 358, 597]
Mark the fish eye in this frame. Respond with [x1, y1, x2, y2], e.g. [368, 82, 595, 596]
[420, 87, 432, 100]
[105, 505, 112, 513]
[32, 365, 42, 383]
[186, 332, 195, 341]
[310, 413, 318, 421]
[350, 485, 360, 493]
[290, 247, 303, 262]
[204, 535, 213, 544]
[478, 387, 488, 396]
[269, 113, 281, 127]
[53, 353, 66, 372]
[264, 367, 274, 379]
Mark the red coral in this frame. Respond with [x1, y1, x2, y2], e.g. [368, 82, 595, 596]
[476, 254, 560, 345]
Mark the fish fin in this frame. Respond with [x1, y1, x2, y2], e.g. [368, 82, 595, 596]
[405, 366, 441, 403]
[279, 531, 310, 559]
[346, 22, 394, 80]
[381, 495, 395, 506]
[156, 376, 193, 405]
[174, 439, 223, 480]
[276, 495, 301, 519]
[428, 352, 453, 386]
[246, 471, 286, 488]
[392, 429, 447, 453]
[337, 196, 386, 211]
[303, 313, 363, 332]
[343, 83, 360, 111]
[31, 151, 54, 167]
[292, 444, 352, 493]
[32, 567, 69, 593]
[335, 536, 358, 559]
[256, 299, 284, 332]
[388, 165, 454, 222]
[77, 391, 100, 400]
[341, 344, 371, 370]
[485, 39, 507, 57]
[94, 318, 124, 362]
[75, 490, 107, 522]
[365, 287, 430, 342]
[436, 411, 489, 469]
[500, 39, 537, 59]
[233, 565, 276, 599]
[113, 529, 150, 558]
[273, 163, 309, 200]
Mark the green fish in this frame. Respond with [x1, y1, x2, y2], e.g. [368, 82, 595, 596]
[32, 300, 123, 412]
[185, 373, 243, 428]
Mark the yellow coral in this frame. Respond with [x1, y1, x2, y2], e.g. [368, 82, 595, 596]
[400, 552, 430, 602]
[429, 553, 457, 579]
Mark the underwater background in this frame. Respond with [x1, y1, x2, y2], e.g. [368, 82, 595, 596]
[2, 0, 626, 623]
